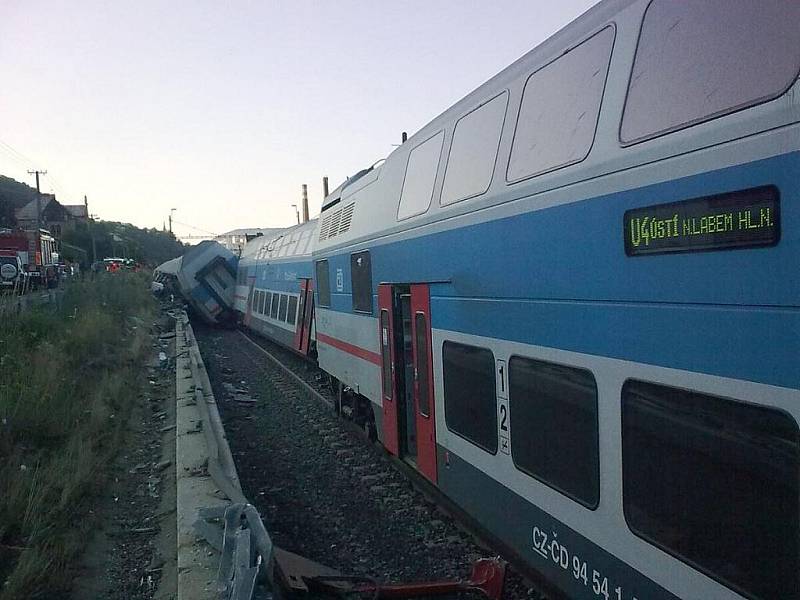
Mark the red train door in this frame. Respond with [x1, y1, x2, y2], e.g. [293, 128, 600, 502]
[293, 278, 314, 355]
[410, 284, 437, 483]
[378, 284, 399, 455]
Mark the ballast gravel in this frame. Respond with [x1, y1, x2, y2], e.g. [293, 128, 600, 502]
[194, 324, 540, 600]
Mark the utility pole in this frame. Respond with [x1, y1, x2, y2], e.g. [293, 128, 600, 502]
[86, 196, 97, 263]
[169, 208, 176, 234]
[27, 169, 47, 231]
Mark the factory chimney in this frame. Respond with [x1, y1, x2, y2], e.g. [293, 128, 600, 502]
[301, 184, 310, 223]
[323, 176, 329, 199]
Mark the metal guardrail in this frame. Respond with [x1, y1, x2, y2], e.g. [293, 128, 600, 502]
[180, 313, 276, 600]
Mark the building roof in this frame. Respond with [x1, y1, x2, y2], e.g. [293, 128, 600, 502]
[15, 195, 88, 223]
[15, 194, 55, 220]
[64, 205, 88, 218]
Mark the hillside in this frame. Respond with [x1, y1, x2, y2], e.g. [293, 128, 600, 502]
[0, 175, 185, 266]
[61, 220, 186, 266]
[0, 176, 38, 228]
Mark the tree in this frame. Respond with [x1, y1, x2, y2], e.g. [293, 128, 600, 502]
[0, 200, 16, 228]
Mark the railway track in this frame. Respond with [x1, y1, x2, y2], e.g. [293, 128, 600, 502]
[193, 324, 542, 600]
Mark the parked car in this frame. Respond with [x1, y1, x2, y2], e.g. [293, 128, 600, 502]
[0, 250, 25, 292]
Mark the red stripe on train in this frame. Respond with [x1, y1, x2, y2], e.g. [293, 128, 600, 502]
[317, 332, 382, 366]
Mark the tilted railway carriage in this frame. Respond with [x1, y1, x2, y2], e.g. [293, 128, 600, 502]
[176, 241, 239, 325]
[236, 220, 317, 357]
[310, 1, 800, 599]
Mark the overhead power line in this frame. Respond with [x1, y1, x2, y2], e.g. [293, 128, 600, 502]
[171, 219, 219, 237]
[0, 138, 41, 170]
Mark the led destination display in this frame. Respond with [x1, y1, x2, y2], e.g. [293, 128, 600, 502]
[624, 186, 780, 256]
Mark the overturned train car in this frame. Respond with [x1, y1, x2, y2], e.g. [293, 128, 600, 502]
[156, 240, 238, 325]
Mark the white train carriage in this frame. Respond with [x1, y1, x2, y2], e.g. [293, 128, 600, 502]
[310, 1, 800, 599]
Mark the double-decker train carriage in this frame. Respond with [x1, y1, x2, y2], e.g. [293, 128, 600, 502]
[235, 220, 318, 358]
[228, 0, 800, 598]
[303, 1, 800, 599]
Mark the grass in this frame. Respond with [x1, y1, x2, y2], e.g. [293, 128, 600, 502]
[0, 273, 155, 599]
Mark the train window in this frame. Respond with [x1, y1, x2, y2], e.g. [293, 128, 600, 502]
[350, 251, 372, 314]
[287, 295, 298, 325]
[621, 0, 800, 144]
[210, 269, 230, 291]
[264, 292, 272, 315]
[260, 291, 267, 314]
[414, 313, 430, 417]
[397, 131, 444, 220]
[278, 294, 288, 322]
[316, 260, 331, 307]
[443, 341, 497, 453]
[441, 92, 508, 206]
[622, 380, 800, 599]
[509, 357, 599, 508]
[507, 26, 614, 182]
[270, 292, 279, 319]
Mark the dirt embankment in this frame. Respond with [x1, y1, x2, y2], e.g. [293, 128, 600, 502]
[0, 275, 175, 600]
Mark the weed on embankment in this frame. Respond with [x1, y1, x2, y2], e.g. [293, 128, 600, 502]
[0, 273, 155, 599]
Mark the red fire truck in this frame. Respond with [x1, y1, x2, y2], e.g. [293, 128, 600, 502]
[0, 228, 58, 289]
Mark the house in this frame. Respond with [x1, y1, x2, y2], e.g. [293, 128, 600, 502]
[15, 194, 89, 238]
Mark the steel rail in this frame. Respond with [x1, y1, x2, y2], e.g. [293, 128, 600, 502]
[233, 327, 561, 600]
[237, 329, 333, 407]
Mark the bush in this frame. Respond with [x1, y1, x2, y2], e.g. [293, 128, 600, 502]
[0, 273, 155, 598]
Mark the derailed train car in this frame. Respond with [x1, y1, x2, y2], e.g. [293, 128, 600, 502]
[171, 240, 238, 325]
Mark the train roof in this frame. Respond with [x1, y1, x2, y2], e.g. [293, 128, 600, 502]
[155, 256, 182, 276]
[239, 218, 318, 266]
[313, 0, 800, 255]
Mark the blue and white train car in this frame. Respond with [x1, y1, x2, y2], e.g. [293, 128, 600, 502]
[311, 1, 800, 599]
[176, 240, 238, 325]
[236, 220, 317, 356]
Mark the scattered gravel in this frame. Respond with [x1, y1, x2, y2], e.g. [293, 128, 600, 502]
[73, 316, 176, 600]
[194, 324, 540, 600]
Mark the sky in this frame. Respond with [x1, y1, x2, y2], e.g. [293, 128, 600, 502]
[0, 0, 596, 241]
